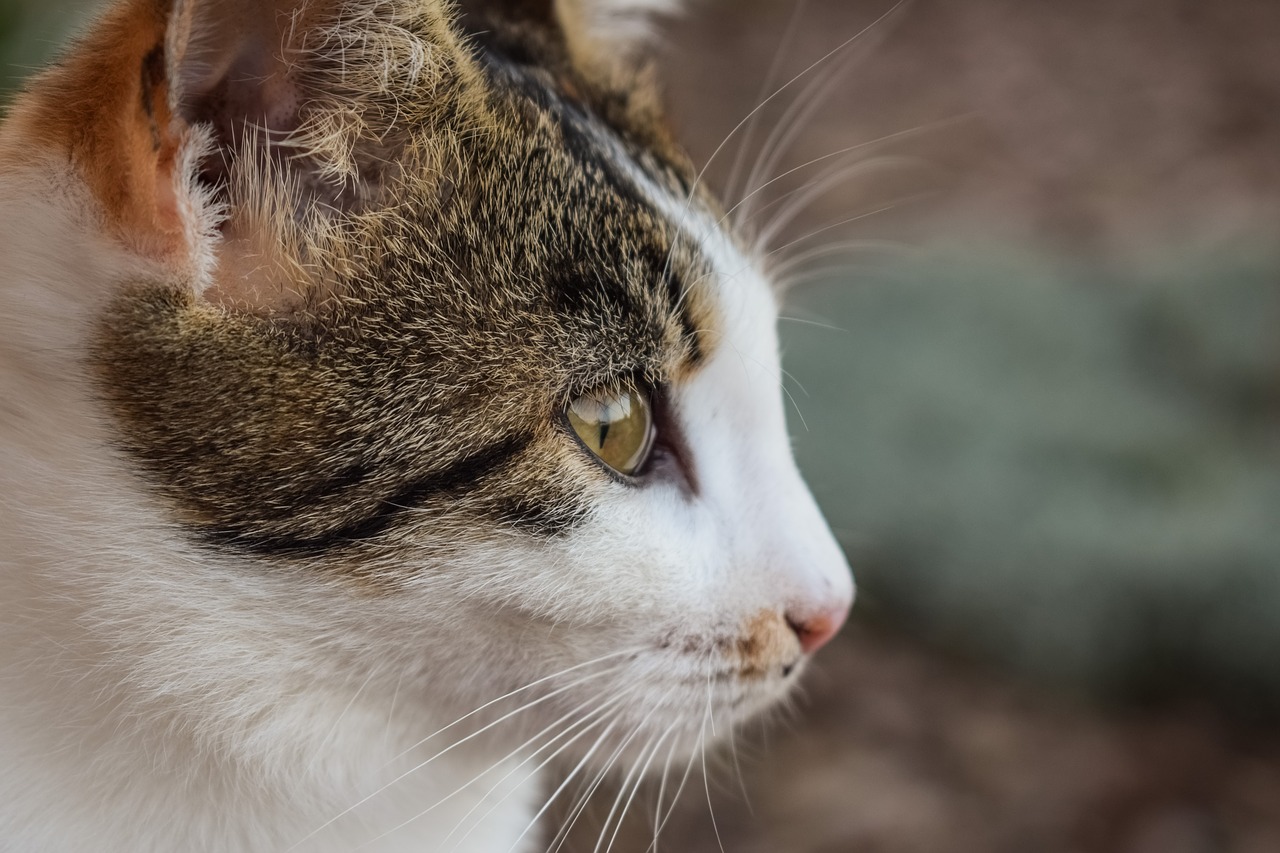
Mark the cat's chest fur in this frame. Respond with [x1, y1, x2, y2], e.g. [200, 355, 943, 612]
[0, 0, 854, 850]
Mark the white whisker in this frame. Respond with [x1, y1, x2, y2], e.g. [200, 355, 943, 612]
[769, 238, 909, 281]
[314, 665, 380, 765]
[591, 693, 674, 853]
[741, 39, 868, 228]
[780, 375, 809, 431]
[438, 691, 636, 853]
[660, 0, 909, 314]
[648, 732, 701, 853]
[699, 700, 727, 853]
[646, 734, 680, 853]
[729, 117, 968, 234]
[765, 200, 915, 264]
[546, 691, 671, 853]
[754, 156, 917, 251]
[603, 718, 680, 853]
[739, 1, 912, 228]
[285, 654, 632, 850]
[385, 648, 637, 770]
[777, 314, 848, 333]
[722, 0, 812, 207]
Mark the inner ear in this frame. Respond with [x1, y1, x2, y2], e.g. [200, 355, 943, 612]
[166, 0, 312, 188]
[159, 0, 462, 314]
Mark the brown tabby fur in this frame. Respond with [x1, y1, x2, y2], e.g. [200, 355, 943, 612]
[10, 0, 725, 574]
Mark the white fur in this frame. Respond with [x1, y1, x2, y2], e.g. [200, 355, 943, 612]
[0, 8, 852, 851]
[0, 153, 543, 852]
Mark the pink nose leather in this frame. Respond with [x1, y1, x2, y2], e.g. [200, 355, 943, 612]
[787, 604, 849, 655]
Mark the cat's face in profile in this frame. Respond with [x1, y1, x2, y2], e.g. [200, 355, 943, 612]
[0, 0, 852, 845]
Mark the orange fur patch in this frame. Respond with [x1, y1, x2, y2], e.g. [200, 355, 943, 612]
[735, 609, 800, 677]
[7, 0, 185, 261]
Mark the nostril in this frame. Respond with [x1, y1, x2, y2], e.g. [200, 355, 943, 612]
[786, 606, 848, 655]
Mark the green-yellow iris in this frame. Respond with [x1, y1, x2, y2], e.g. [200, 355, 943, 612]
[567, 387, 655, 476]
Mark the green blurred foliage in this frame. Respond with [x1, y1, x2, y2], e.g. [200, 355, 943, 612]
[784, 248, 1280, 710]
[0, 0, 89, 102]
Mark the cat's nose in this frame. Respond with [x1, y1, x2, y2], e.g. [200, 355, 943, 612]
[786, 603, 849, 655]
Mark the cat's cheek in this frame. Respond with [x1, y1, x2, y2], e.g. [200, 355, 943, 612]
[552, 479, 849, 690]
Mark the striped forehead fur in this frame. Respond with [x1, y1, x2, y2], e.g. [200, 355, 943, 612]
[93, 0, 718, 570]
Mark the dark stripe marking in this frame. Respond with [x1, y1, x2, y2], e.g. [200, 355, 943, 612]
[202, 433, 533, 557]
[139, 45, 165, 151]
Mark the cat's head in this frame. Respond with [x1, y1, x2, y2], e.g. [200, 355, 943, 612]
[16, 0, 852, 757]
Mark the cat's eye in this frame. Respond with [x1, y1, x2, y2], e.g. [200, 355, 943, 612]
[567, 387, 655, 477]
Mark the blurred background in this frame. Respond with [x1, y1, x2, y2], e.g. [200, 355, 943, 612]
[6, 0, 1278, 850]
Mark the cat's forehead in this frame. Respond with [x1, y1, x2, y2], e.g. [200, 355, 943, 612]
[367, 46, 719, 388]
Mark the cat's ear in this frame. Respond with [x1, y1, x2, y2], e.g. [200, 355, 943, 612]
[165, 0, 312, 173]
[14, 0, 467, 308]
[165, 0, 462, 197]
[159, 0, 465, 309]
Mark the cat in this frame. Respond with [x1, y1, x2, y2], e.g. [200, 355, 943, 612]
[0, 0, 854, 850]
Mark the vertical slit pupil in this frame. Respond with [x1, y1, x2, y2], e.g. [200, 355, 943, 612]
[568, 388, 652, 476]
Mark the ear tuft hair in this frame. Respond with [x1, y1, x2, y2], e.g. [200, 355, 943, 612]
[166, 0, 470, 192]
[159, 0, 481, 311]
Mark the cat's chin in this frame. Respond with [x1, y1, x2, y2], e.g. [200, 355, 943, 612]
[482, 641, 808, 776]
[566, 672, 801, 775]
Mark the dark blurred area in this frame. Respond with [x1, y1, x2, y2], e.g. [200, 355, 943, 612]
[5, 0, 1279, 850]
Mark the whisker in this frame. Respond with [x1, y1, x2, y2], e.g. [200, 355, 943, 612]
[777, 314, 848, 333]
[385, 648, 638, 769]
[539, 713, 635, 853]
[727, 118, 965, 233]
[545, 701, 655, 850]
[285, 655, 632, 850]
[766, 199, 917, 264]
[660, 0, 909, 317]
[753, 155, 918, 251]
[353, 688, 630, 851]
[776, 266, 863, 295]
[591, 694, 675, 853]
[593, 734, 659, 853]
[647, 735, 681, 853]
[646, 729, 702, 853]
[769, 237, 908, 281]
[779, 364, 810, 399]
[726, 719, 754, 817]
[603, 719, 680, 853]
[437, 691, 636, 853]
[739, 1, 912, 228]
[382, 670, 404, 754]
[699, 703, 727, 853]
[740, 36, 869, 228]
[314, 665, 381, 764]
[780, 376, 809, 431]
[722, 0, 812, 207]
